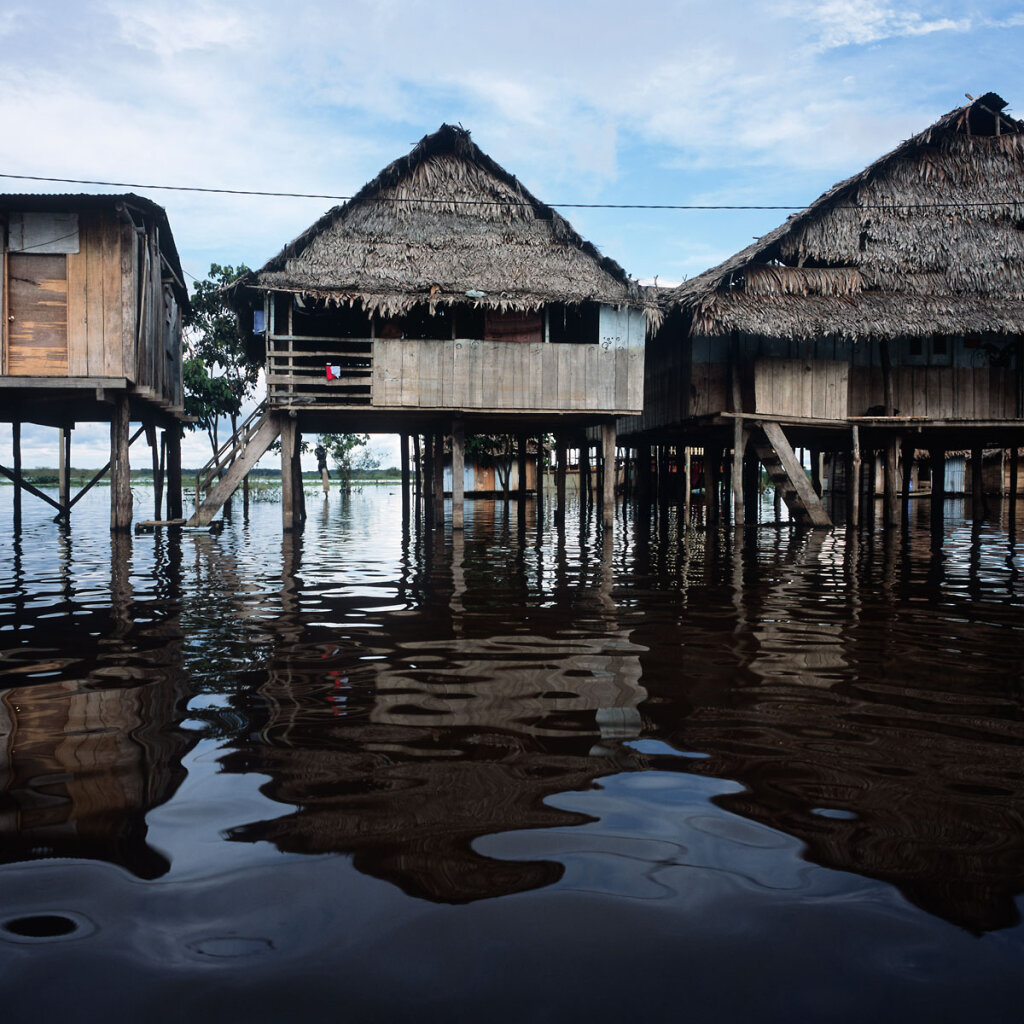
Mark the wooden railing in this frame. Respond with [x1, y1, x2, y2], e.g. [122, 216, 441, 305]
[194, 400, 269, 500]
[266, 335, 373, 405]
[264, 337, 644, 414]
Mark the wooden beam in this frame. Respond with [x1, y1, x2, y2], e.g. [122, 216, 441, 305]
[400, 431, 411, 525]
[849, 425, 861, 529]
[883, 437, 901, 529]
[111, 396, 132, 531]
[601, 422, 616, 531]
[732, 417, 746, 527]
[0, 462, 63, 512]
[280, 416, 297, 531]
[760, 420, 832, 527]
[930, 448, 946, 541]
[451, 419, 465, 531]
[432, 431, 444, 524]
[13, 423, 21, 530]
[971, 446, 986, 522]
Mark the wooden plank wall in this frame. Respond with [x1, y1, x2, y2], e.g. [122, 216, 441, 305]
[66, 210, 125, 377]
[848, 366, 1018, 418]
[371, 337, 644, 412]
[754, 359, 849, 418]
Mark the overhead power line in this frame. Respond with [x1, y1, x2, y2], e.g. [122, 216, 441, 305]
[0, 171, 1020, 212]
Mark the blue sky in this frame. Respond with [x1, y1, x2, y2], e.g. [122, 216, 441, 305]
[3, 0, 1024, 467]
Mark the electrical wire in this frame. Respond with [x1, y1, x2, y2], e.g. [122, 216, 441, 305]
[1, 171, 1021, 211]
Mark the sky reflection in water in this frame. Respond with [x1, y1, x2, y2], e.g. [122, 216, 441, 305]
[0, 484, 1023, 1022]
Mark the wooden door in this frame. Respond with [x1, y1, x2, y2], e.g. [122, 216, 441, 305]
[6, 253, 68, 375]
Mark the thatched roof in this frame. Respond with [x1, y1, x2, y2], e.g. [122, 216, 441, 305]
[668, 92, 1024, 341]
[232, 124, 654, 320]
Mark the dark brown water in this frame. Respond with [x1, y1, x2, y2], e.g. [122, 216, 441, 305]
[1, 485, 1023, 1022]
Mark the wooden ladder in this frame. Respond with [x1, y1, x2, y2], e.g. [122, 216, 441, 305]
[752, 420, 832, 528]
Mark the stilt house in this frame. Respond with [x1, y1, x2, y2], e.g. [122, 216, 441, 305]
[622, 92, 1024, 527]
[1, 194, 190, 527]
[214, 124, 654, 529]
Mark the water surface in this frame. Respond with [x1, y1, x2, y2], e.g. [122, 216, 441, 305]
[1, 485, 1022, 1022]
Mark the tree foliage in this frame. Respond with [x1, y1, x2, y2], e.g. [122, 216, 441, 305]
[319, 433, 375, 486]
[183, 263, 259, 458]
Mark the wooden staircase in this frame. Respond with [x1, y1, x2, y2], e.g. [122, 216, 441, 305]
[752, 420, 832, 527]
[186, 404, 280, 527]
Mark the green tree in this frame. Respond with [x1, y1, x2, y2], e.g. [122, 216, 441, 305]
[184, 263, 259, 459]
[319, 433, 371, 487]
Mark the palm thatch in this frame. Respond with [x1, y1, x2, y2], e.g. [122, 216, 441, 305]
[232, 124, 655, 323]
[670, 92, 1024, 341]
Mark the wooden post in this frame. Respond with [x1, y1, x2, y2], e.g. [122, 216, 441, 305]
[422, 433, 435, 526]
[849, 426, 861, 529]
[535, 434, 545, 515]
[145, 425, 160, 520]
[899, 441, 913, 534]
[293, 430, 306, 527]
[883, 437, 901, 529]
[579, 437, 591, 507]
[743, 447, 759, 524]
[280, 416, 296, 531]
[516, 432, 529, 525]
[166, 429, 183, 520]
[58, 427, 71, 516]
[451, 419, 465, 531]
[400, 432, 411, 525]
[1010, 446, 1019, 522]
[12, 422, 22, 532]
[705, 445, 721, 525]
[732, 418, 746, 527]
[433, 431, 445, 524]
[971, 446, 986, 522]
[810, 448, 822, 497]
[601, 421, 616, 531]
[930, 448, 946, 541]
[111, 396, 132, 531]
[683, 446, 692, 524]
[555, 433, 567, 526]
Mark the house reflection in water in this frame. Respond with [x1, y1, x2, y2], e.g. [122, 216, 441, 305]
[0, 535, 192, 879]
[225, 532, 649, 903]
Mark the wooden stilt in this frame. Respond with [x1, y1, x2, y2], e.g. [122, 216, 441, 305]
[451, 419, 465, 531]
[516, 432, 529, 526]
[971, 446, 986, 522]
[535, 435, 545, 516]
[883, 437, 901, 529]
[601, 422, 616, 532]
[12, 423, 22, 531]
[1009, 446, 1019, 522]
[636, 443, 651, 511]
[705, 445, 720, 525]
[433, 432, 444, 524]
[683, 446, 692, 525]
[579, 437, 591, 508]
[293, 430, 306, 526]
[280, 416, 296, 531]
[732, 418, 746, 527]
[930, 448, 946, 541]
[810, 448, 821, 497]
[400, 432, 411, 525]
[422, 433, 435, 526]
[849, 426, 861, 529]
[166, 429, 183, 520]
[145, 425, 160, 520]
[555, 433, 567, 526]
[742, 447, 759, 524]
[58, 427, 71, 516]
[899, 441, 913, 534]
[111, 396, 133, 531]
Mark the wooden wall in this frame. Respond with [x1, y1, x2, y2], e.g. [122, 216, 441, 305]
[755, 359, 849, 418]
[2, 206, 183, 411]
[371, 337, 643, 413]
